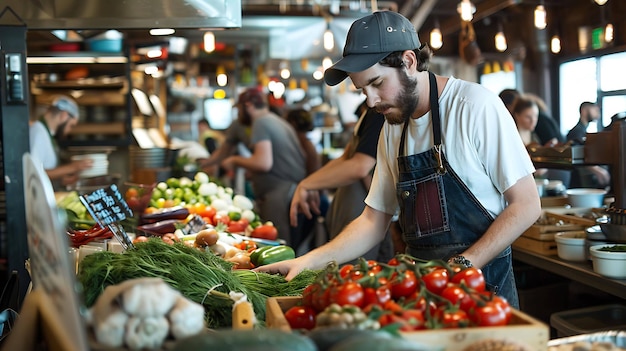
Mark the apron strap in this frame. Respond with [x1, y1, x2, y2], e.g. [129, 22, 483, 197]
[398, 71, 442, 156]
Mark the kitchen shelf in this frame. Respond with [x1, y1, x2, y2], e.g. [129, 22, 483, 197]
[512, 247, 626, 299]
[27, 52, 133, 147]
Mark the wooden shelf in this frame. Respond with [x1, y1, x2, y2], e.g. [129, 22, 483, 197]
[68, 122, 126, 135]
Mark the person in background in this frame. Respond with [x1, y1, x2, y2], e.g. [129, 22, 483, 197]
[499, 89, 563, 146]
[258, 11, 541, 308]
[511, 95, 541, 146]
[285, 108, 330, 253]
[286, 108, 321, 176]
[567, 102, 610, 189]
[197, 119, 224, 155]
[219, 88, 309, 249]
[29, 95, 93, 189]
[289, 101, 395, 262]
[501, 90, 570, 186]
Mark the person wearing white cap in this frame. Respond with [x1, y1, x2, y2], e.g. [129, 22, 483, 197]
[29, 95, 93, 188]
[258, 11, 541, 308]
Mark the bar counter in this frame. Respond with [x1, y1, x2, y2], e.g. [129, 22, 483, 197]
[512, 247, 626, 299]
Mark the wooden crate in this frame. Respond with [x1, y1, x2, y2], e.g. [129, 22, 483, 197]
[513, 236, 558, 255]
[266, 296, 549, 351]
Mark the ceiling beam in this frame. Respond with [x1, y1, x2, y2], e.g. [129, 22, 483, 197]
[408, 0, 439, 29]
[439, 0, 522, 36]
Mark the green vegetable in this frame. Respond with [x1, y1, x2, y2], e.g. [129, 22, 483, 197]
[78, 240, 316, 329]
[599, 245, 626, 252]
[250, 245, 295, 267]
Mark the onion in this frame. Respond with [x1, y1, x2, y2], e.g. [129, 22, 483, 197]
[194, 229, 218, 247]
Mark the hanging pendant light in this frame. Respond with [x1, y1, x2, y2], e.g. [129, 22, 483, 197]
[457, 0, 476, 22]
[430, 19, 443, 50]
[495, 23, 507, 52]
[594, 0, 608, 5]
[203, 32, 215, 53]
[323, 21, 334, 52]
[605, 23, 614, 43]
[534, 4, 547, 29]
[550, 35, 561, 53]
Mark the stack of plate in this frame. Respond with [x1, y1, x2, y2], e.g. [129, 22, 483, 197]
[71, 153, 109, 178]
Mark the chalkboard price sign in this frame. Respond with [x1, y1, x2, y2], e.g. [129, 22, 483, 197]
[81, 184, 133, 226]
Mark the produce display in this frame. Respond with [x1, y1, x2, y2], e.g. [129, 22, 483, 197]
[283, 255, 514, 332]
[87, 277, 205, 350]
[77, 239, 318, 329]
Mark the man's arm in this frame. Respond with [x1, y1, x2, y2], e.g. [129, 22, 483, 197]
[45, 159, 93, 181]
[459, 174, 541, 268]
[290, 151, 376, 224]
[221, 140, 273, 173]
[258, 205, 393, 280]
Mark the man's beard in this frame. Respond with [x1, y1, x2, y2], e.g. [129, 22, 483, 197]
[383, 71, 418, 125]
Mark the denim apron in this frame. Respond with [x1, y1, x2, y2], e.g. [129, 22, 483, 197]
[395, 72, 519, 307]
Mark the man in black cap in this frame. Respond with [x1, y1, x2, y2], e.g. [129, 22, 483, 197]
[258, 11, 541, 308]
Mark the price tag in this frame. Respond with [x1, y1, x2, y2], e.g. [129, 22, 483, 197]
[79, 185, 135, 250]
[80, 184, 133, 226]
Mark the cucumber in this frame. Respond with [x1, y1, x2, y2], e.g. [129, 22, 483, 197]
[172, 329, 317, 351]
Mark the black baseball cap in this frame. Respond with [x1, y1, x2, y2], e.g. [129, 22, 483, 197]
[324, 11, 421, 86]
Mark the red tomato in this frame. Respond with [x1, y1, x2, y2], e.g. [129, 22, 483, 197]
[198, 206, 217, 220]
[401, 309, 425, 330]
[363, 286, 392, 307]
[451, 267, 486, 292]
[228, 219, 249, 233]
[390, 270, 418, 299]
[422, 267, 449, 295]
[213, 213, 231, 225]
[284, 305, 316, 330]
[387, 257, 400, 266]
[440, 283, 468, 306]
[329, 281, 365, 307]
[471, 301, 509, 326]
[302, 284, 318, 309]
[440, 309, 470, 328]
[492, 295, 513, 323]
[339, 264, 355, 279]
[251, 224, 278, 241]
[366, 260, 382, 274]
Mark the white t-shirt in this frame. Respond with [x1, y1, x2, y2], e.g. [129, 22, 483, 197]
[365, 76, 535, 219]
[29, 120, 58, 170]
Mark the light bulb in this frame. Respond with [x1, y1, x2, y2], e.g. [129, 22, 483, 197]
[594, 0, 608, 5]
[217, 73, 227, 87]
[430, 28, 443, 50]
[280, 68, 291, 79]
[457, 0, 475, 22]
[534, 5, 546, 30]
[323, 29, 334, 52]
[203, 32, 215, 53]
[495, 31, 507, 52]
[322, 57, 333, 70]
[551, 35, 561, 53]
[605, 23, 614, 43]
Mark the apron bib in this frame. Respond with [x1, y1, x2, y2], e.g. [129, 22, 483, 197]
[395, 72, 519, 307]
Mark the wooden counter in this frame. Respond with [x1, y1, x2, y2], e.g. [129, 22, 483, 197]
[512, 247, 626, 299]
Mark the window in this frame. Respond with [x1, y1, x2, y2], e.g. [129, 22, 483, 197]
[559, 51, 626, 136]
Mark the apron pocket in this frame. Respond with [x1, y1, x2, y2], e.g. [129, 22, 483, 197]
[396, 173, 449, 238]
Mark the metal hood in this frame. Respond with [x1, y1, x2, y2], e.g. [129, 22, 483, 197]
[3, 0, 241, 30]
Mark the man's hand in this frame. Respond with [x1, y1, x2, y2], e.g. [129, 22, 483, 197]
[289, 184, 321, 226]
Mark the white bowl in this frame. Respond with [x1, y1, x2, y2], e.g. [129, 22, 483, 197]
[566, 188, 607, 208]
[589, 244, 626, 279]
[555, 231, 587, 262]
